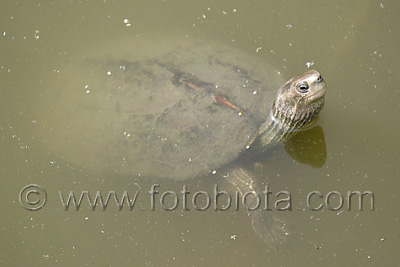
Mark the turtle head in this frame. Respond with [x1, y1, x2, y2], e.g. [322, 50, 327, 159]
[273, 70, 327, 129]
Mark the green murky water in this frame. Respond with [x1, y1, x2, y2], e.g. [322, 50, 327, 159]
[1, 1, 399, 266]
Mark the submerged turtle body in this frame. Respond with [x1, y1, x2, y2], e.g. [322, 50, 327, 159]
[48, 41, 326, 246]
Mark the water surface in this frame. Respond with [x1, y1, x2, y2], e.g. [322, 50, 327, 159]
[1, 1, 399, 266]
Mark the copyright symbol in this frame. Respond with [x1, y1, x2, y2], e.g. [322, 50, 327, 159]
[19, 184, 47, 211]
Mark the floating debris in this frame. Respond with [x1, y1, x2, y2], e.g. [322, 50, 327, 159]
[123, 18, 131, 27]
[306, 61, 314, 68]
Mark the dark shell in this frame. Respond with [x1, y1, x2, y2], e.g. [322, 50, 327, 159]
[47, 42, 284, 179]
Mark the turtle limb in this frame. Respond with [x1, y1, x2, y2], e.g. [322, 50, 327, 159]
[226, 167, 289, 247]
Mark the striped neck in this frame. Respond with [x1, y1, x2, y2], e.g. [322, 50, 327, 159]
[258, 100, 324, 146]
[258, 109, 295, 146]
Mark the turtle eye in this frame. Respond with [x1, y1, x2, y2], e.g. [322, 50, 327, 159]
[297, 82, 309, 93]
[316, 75, 323, 83]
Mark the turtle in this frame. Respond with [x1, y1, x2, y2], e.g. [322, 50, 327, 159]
[48, 41, 326, 246]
